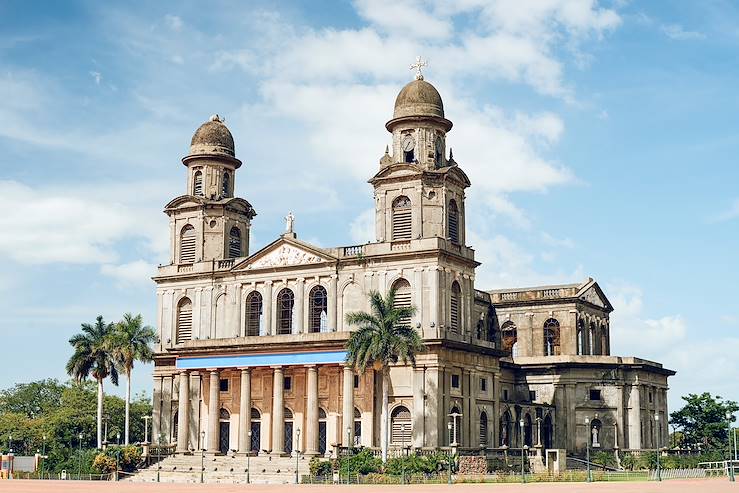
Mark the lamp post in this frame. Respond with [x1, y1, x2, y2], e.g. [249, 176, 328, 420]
[654, 413, 661, 482]
[246, 430, 251, 484]
[295, 428, 301, 484]
[519, 419, 526, 483]
[116, 432, 121, 447]
[728, 412, 736, 483]
[585, 417, 592, 483]
[447, 422, 453, 485]
[156, 436, 162, 482]
[200, 431, 206, 484]
[143, 416, 151, 444]
[7, 434, 11, 453]
[40, 434, 47, 480]
[77, 433, 84, 480]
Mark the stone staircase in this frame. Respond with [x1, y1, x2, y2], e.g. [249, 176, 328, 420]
[125, 453, 312, 484]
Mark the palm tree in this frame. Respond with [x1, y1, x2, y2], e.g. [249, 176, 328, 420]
[344, 289, 424, 462]
[110, 313, 156, 445]
[66, 315, 119, 449]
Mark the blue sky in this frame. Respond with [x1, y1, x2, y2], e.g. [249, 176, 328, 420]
[0, 0, 737, 413]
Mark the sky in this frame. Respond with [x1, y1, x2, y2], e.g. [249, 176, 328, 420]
[0, 0, 737, 414]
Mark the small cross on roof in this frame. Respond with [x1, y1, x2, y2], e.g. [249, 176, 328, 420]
[410, 56, 427, 80]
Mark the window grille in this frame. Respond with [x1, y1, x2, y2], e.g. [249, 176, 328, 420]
[544, 318, 560, 356]
[245, 291, 263, 336]
[480, 412, 488, 446]
[277, 288, 294, 335]
[176, 298, 193, 343]
[450, 281, 461, 332]
[448, 199, 459, 244]
[392, 196, 412, 240]
[228, 227, 241, 258]
[193, 170, 203, 196]
[180, 225, 196, 263]
[392, 278, 411, 326]
[308, 285, 328, 333]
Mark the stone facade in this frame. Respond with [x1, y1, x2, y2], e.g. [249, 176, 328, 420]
[150, 77, 674, 459]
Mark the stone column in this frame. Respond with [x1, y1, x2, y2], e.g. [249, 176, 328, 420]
[263, 281, 273, 335]
[305, 365, 319, 455]
[429, 268, 440, 337]
[628, 382, 642, 449]
[342, 365, 354, 446]
[469, 369, 478, 447]
[207, 370, 220, 453]
[294, 278, 305, 334]
[328, 275, 337, 331]
[176, 371, 190, 453]
[492, 374, 501, 447]
[271, 366, 285, 454]
[412, 366, 425, 448]
[238, 369, 251, 454]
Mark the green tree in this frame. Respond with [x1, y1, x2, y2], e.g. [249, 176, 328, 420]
[0, 379, 65, 418]
[66, 315, 119, 449]
[109, 313, 156, 445]
[344, 289, 424, 462]
[670, 392, 739, 450]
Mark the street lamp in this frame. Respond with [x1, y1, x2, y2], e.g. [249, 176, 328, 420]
[246, 430, 252, 484]
[40, 434, 47, 480]
[200, 431, 206, 484]
[519, 419, 526, 483]
[78, 433, 84, 480]
[585, 417, 592, 483]
[295, 428, 301, 484]
[7, 434, 11, 453]
[447, 422, 453, 485]
[116, 432, 121, 446]
[728, 412, 736, 483]
[654, 413, 661, 482]
[156, 436, 162, 482]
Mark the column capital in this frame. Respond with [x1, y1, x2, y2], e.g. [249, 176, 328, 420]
[270, 365, 283, 371]
[239, 367, 251, 374]
[304, 364, 317, 369]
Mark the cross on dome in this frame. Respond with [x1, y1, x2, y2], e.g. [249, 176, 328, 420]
[409, 56, 427, 81]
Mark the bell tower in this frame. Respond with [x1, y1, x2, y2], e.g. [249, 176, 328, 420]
[370, 59, 470, 245]
[165, 115, 256, 266]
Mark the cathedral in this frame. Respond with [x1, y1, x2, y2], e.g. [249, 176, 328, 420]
[150, 67, 674, 464]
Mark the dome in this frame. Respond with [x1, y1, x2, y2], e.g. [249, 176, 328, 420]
[189, 114, 235, 157]
[392, 79, 445, 120]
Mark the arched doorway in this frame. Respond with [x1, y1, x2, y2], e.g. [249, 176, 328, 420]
[353, 408, 362, 446]
[542, 414, 553, 450]
[524, 413, 533, 447]
[318, 408, 327, 455]
[500, 410, 512, 446]
[390, 406, 411, 447]
[250, 408, 261, 453]
[284, 408, 294, 454]
[219, 408, 230, 454]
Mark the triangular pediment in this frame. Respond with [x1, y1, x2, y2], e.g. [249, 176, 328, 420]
[368, 163, 423, 183]
[234, 236, 335, 271]
[577, 280, 613, 311]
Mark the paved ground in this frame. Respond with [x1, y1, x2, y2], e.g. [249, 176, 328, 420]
[0, 478, 736, 493]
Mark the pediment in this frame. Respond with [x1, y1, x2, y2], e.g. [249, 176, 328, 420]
[234, 237, 335, 271]
[577, 281, 613, 311]
[368, 163, 423, 183]
[165, 195, 205, 210]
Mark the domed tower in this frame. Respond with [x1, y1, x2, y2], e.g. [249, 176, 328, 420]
[370, 62, 470, 246]
[164, 115, 256, 266]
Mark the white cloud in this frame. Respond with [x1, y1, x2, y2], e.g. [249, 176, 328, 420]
[712, 198, 739, 222]
[355, 0, 452, 40]
[662, 24, 705, 41]
[350, 208, 376, 244]
[164, 14, 184, 32]
[101, 260, 157, 287]
[89, 71, 102, 85]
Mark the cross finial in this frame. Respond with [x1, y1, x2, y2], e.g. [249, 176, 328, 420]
[409, 56, 427, 81]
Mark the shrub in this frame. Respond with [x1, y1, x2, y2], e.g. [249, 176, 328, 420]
[92, 454, 117, 474]
[309, 456, 332, 477]
[592, 451, 617, 468]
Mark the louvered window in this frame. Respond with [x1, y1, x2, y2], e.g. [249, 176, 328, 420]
[544, 318, 560, 356]
[450, 281, 461, 333]
[193, 171, 203, 196]
[277, 288, 294, 335]
[390, 406, 411, 445]
[480, 412, 489, 447]
[180, 225, 196, 264]
[245, 291, 262, 336]
[176, 298, 193, 344]
[222, 171, 230, 198]
[448, 199, 459, 244]
[392, 278, 411, 327]
[308, 285, 328, 333]
[392, 196, 412, 240]
[228, 227, 241, 258]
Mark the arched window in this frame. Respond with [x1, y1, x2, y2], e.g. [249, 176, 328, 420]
[193, 170, 203, 196]
[543, 318, 560, 356]
[450, 281, 461, 333]
[577, 319, 585, 355]
[501, 321, 517, 356]
[353, 408, 362, 447]
[449, 405, 462, 445]
[176, 297, 193, 344]
[500, 410, 512, 446]
[391, 278, 411, 327]
[250, 408, 261, 452]
[589, 322, 595, 355]
[228, 227, 241, 258]
[391, 196, 412, 241]
[245, 291, 263, 336]
[284, 407, 294, 454]
[276, 288, 294, 335]
[480, 411, 489, 447]
[448, 199, 459, 244]
[524, 414, 533, 447]
[591, 418, 602, 447]
[219, 408, 230, 420]
[222, 171, 230, 198]
[319, 408, 328, 454]
[308, 285, 328, 333]
[179, 225, 196, 264]
[434, 136, 443, 167]
[390, 406, 412, 445]
[542, 414, 553, 450]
